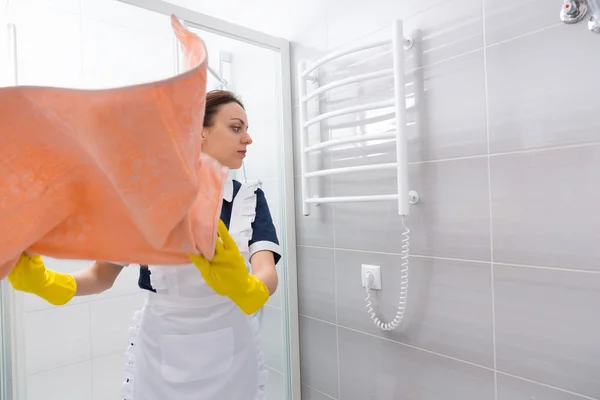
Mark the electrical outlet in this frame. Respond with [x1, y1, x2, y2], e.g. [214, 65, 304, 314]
[361, 264, 382, 290]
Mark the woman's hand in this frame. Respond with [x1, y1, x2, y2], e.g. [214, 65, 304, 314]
[8, 253, 77, 306]
[189, 220, 269, 315]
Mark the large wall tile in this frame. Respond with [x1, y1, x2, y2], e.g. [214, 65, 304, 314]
[338, 327, 495, 400]
[494, 265, 600, 398]
[297, 246, 336, 323]
[299, 316, 338, 398]
[90, 293, 147, 358]
[27, 361, 92, 400]
[333, 156, 491, 259]
[325, 0, 445, 50]
[332, 169, 406, 254]
[266, 368, 286, 400]
[92, 353, 125, 400]
[261, 305, 285, 373]
[406, 157, 491, 260]
[407, 51, 487, 162]
[487, 24, 600, 153]
[484, 0, 561, 45]
[335, 250, 494, 367]
[404, 0, 483, 69]
[294, 177, 335, 247]
[490, 145, 600, 271]
[497, 373, 592, 400]
[25, 304, 91, 375]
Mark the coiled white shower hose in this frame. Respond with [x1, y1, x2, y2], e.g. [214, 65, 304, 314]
[364, 216, 409, 331]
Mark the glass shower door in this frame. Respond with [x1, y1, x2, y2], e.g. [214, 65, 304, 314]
[117, 1, 300, 398]
[153, 3, 300, 398]
[179, 22, 300, 400]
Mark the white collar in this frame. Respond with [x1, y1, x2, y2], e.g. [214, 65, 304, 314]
[223, 178, 234, 202]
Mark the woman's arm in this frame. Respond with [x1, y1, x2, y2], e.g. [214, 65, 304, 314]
[71, 262, 124, 296]
[250, 251, 278, 295]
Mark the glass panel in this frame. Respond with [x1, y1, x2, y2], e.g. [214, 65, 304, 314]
[3, 2, 176, 399]
[186, 25, 291, 400]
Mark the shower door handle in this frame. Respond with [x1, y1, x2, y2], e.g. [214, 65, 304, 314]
[561, 0, 589, 24]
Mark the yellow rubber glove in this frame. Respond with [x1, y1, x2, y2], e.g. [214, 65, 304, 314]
[189, 220, 269, 315]
[8, 253, 77, 306]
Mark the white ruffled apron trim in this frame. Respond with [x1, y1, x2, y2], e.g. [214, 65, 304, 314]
[122, 309, 142, 400]
[228, 181, 261, 263]
[122, 181, 267, 400]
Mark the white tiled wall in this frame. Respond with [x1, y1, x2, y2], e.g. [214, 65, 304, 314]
[287, 0, 600, 400]
[22, 259, 146, 400]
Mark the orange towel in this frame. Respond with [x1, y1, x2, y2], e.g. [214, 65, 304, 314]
[0, 15, 228, 280]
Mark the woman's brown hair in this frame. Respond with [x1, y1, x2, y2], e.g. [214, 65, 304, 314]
[203, 90, 244, 127]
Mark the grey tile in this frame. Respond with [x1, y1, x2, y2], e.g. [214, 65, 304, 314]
[333, 157, 491, 260]
[404, 0, 484, 69]
[297, 246, 336, 323]
[302, 384, 336, 400]
[260, 305, 284, 373]
[299, 316, 338, 398]
[335, 250, 494, 367]
[294, 176, 335, 247]
[266, 368, 286, 400]
[407, 157, 491, 260]
[324, 0, 448, 51]
[487, 24, 600, 153]
[406, 51, 487, 162]
[494, 265, 600, 398]
[490, 145, 600, 271]
[484, 0, 561, 45]
[338, 327, 495, 400]
[497, 374, 591, 400]
[332, 169, 405, 254]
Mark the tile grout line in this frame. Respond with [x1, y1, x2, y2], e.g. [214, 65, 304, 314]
[480, 0, 498, 398]
[331, 171, 342, 400]
[338, 324, 496, 372]
[485, 22, 564, 49]
[303, 383, 338, 400]
[300, 313, 495, 373]
[298, 315, 596, 399]
[292, 141, 600, 175]
[295, 245, 600, 275]
[496, 371, 599, 400]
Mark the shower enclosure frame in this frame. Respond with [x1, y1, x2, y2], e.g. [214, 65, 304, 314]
[116, 1, 301, 399]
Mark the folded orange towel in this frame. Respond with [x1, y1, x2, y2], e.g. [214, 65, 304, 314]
[0, 15, 228, 279]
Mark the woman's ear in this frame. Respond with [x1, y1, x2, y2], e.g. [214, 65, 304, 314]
[200, 127, 208, 142]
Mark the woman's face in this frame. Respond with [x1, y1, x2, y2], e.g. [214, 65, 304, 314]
[201, 102, 252, 169]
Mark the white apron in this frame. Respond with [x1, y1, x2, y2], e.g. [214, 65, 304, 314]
[122, 182, 267, 400]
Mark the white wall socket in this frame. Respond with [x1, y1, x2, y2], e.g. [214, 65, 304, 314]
[361, 264, 382, 290]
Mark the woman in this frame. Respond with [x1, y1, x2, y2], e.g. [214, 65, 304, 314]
[7, 90, 280, 400]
